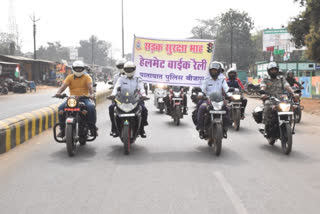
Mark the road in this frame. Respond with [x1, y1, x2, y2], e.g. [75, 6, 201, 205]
[0, 94, 320, 214]
[0, 82, 110, 120]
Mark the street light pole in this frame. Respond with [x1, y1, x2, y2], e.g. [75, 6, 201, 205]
[121, 0, 125, 58]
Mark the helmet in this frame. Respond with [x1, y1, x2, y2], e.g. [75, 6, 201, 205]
[208, 61, 222, 79]
[72, 60, 85, 77]
[267, 62, 279, 79]
[227, 68, 237, 80]
[219, 62, 225, 72]
[123, 61, 136, 78]
[287, 69, 294, 78]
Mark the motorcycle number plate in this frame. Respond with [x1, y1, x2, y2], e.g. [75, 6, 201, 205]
[118, 113, 135, 117]
[172, 98, 182, 100]
[209, 110, 226, 114]
[158, 98, 164, 102]
[66, 118, 74, 123]
[278, 112, 293, 115]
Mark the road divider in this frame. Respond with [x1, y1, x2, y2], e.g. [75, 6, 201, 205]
[0, 89, 111, 154]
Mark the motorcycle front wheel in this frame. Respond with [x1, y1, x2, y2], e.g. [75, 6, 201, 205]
[233, 109, 241, 131]
[295, 107, 302, 123]
[66, 123, 76, 157]
[122, 125, 131, 155]
[212, 123, 223, 156]
[174, 106, 180, 126]
[281, 123, 292, 155]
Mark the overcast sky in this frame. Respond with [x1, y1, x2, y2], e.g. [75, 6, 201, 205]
[0, 0, 303, 58]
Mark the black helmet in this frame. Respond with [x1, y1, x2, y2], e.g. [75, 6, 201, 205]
[267, 62, 279, 79]
[287, 69, 294, 78]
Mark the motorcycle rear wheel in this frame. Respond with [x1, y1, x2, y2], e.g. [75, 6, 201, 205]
[233, 109, 241, 131]
[66, 124, 76, 157]
[295, 107, 302, 123]
[281, 123, 292, 155]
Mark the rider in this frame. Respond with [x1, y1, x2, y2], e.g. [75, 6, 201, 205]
[226, 68, 247, 119]
[164, 85, 188, 115]
[55, 60, 97, 138]
[109, 61, 149, 138]
[260, 62, 298, 137]
[286, 69, 303, 88]
[197, 61, 230, 139]
[108, 58, 126, 136]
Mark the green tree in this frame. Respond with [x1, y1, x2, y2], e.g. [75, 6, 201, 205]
[288, 0, 320, 62]
[215, 9, 255, 70]
[37, 42, 70, 62]
[78, 35, 111, 66]
[190, 19, 219, 40]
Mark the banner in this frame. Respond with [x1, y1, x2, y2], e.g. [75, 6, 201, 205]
[300, 77, 311, 98]
[132, 36, 215, 86]
[311, 76, 320, 98]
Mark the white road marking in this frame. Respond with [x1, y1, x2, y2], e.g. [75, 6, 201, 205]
[214, 171, 249, 214]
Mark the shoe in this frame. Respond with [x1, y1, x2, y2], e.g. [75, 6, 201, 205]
[90, 127, 98, 136]
[112, 132, 119, 138]
[57, 130, 65, 139]
[140, 129, 147, 138]
[183, 110, 188, 115]
[223, 131, 227, 139]
[241, 115, 245, 120]
[199, 130, 205, 139]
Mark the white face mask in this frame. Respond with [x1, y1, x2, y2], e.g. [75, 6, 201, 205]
[126, 71, 135, 78]
[73, 70, 84, 77]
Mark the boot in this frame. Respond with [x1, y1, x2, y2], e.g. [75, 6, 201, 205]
[140, 126, 147, 138]
[183, 107, 188, 115]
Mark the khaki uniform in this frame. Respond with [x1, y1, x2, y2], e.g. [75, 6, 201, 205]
[260, 77, 289, 125]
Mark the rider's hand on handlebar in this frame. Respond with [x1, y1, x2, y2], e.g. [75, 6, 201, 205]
[89, 94, 95, 100]
[261, 94, 268, 100]
[107, 95, 115, 100]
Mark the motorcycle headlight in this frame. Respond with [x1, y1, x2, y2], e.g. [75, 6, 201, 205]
[232, 94, 241, 100]
[67, 98, 77, 108]
[174, 92, 180, 97]
[212, 101, 224, 110]
[118, 103, 138, 113]
[279, 103, 291, 112]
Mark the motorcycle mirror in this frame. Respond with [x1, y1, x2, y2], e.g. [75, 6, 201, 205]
[108, 81, 113, 85]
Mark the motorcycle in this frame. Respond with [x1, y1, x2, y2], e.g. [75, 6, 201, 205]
[154, 83, 167, 113]
[191, 87, 202, 104]
[245, 83, 261, 96]
[144, 83, 148, 95]
[53, 94, 97, 157]
[291, 85, 304, 123]
[0, 81, 9, 95]
[108, 89, 149, 155]
[201, 91, 230, 156]
[253, 91, 295, 155]
[226, 88, 243, 131]
[166, 86, 184, 126]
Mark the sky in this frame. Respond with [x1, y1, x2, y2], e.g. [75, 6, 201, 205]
[0, 0, 304, 59]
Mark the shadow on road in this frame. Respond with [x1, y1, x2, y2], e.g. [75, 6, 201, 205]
[49, 144, 97, 165]
[259, 144, 318, 163]
[106, 143, 247, 166]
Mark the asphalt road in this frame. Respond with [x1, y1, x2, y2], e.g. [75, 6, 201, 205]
[0, 82, 110, 120]
[0, 94, 320, 214]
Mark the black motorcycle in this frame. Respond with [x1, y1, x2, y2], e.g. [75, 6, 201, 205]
[291, 86, 304, 123]
[226, 88, 243, 131]
[253, 91, 295, 155]
[201, 92, 230, 156]
[108, 89, 149, 155]
[166, 86, 184, 126]
[0, 81, 9, 95]
[53, 94, 97, 157]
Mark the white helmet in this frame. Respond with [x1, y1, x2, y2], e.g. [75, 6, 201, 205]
[226, 68, 237, 79]
[123, 61, 136, 78]
[72, 60, 85, 77]
[116, 58, 127, 74]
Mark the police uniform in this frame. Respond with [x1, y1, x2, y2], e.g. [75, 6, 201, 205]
[197, 77, 230, 131]
[261, 76, 289, 126]
[109, 76, 148, 135]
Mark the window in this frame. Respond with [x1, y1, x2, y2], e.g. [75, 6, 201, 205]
[308, 64, 314, 68]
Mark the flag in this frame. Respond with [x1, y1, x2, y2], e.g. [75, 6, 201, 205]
[15, 64, 20, 78]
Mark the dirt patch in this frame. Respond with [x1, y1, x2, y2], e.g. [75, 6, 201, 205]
[301, 98, 320, 116]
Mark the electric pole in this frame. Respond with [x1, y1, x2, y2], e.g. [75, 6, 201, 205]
[30, 13, 40, 60]
[121, 0, 125, 58]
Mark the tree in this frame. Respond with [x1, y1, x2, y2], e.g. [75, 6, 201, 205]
[78, 35, 111, 66]
[190, 19, 219, 40]
[37, 42, 70, 62]
[215, 9, 255, 70]
[288, 0, 320, 62]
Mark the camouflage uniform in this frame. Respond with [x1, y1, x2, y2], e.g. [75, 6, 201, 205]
[260, 77, 289, 126]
